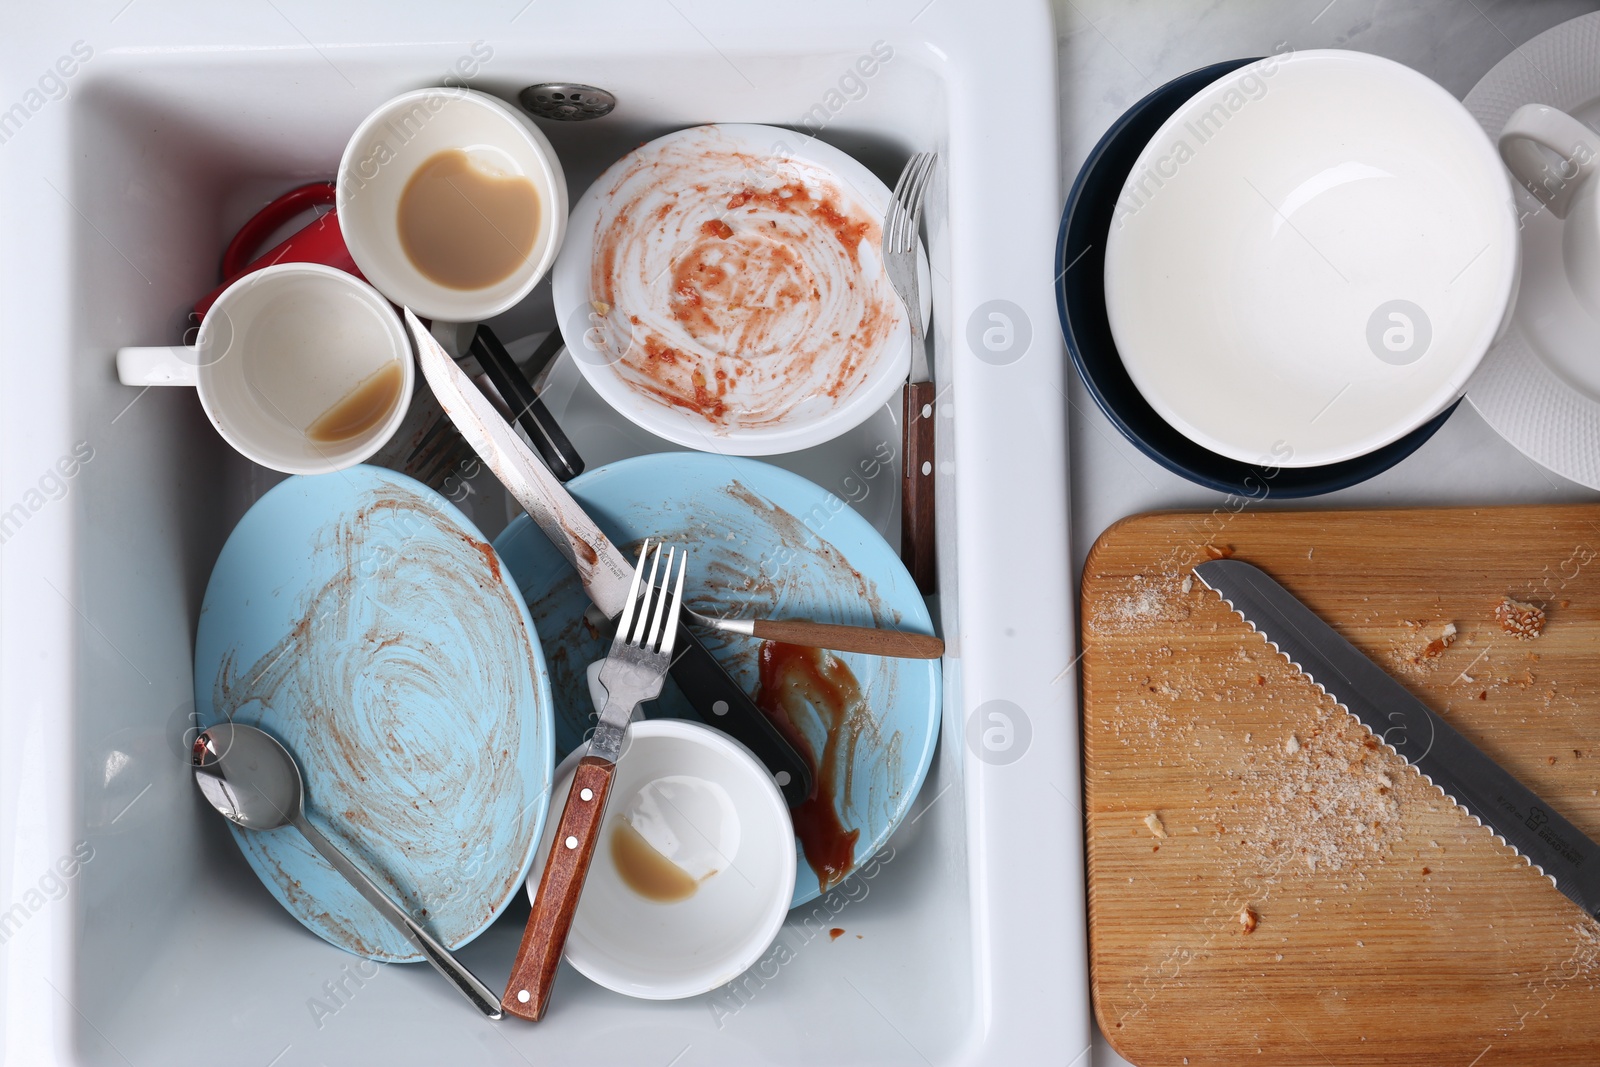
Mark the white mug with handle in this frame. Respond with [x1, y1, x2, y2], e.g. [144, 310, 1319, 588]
[1499, 103, 1600, 319]
[117, 263, 414, 475]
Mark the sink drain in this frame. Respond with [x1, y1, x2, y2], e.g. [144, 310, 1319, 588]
[518, 83, 616, 121]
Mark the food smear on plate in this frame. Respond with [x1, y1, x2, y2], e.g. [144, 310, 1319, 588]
[305, 360, 404, 443]
[398, 147, 540, 290]
[208, 481, 541, 956]
[755, 640, 869, 890]
[587, 131, 902, 430]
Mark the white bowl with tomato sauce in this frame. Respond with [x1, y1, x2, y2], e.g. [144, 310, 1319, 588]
[552, 123, 929, 456]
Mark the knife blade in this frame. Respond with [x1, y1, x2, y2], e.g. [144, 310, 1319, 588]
[405, 310, 813, 806]
[1195, 557, 1600, 919]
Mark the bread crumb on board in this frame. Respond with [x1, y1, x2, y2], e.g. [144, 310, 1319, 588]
[1388, 619, 1460, 679]
[1418, 622, 1457, 661]
[1144, 812, 1168, 839]
[1496, 596, 1545, 639]
[1095, 539, 1600, 1028]
[1232, 713, 1405, 875]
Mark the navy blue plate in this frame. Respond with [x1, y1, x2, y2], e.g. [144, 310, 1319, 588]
[1055, 58, 1457, 499]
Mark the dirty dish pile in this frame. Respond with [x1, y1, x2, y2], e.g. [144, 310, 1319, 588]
[94, 17, 1600, 1052]
[122, 82, 945, 1025]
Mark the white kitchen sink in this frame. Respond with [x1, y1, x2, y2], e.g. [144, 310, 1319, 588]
[0, 2, 1083, 1064]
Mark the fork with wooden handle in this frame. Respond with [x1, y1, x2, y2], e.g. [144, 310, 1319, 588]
[686, 609, 942, 658]
[502, 540, 686, 1021]
[882, 151, 938, 593]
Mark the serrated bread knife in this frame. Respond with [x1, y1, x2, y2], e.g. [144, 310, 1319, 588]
[1195, 558, 1600, 919]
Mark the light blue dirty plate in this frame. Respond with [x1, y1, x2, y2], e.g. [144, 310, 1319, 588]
[194, 465, 554, 960]
[491, 453, 939, 907]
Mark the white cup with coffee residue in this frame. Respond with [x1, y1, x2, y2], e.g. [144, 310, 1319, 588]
[116, 263, 414, 475]
[336, 88, 569, 322]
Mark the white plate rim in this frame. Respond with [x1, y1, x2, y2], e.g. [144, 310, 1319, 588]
[1462, 12, 1600, 490]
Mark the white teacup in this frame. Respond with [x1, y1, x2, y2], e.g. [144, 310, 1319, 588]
[1500, 103, 1600, 319]
[337, 88, 568, 323]
[116, 263, 413, 475]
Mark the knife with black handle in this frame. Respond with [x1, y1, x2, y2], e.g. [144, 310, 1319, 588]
[406, 310, 813, 807]
[1197, 558, 1600, 918]
[469, 324, 584, 483]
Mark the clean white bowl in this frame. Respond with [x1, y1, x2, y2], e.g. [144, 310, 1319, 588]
[528, 719, 796, 1000]
[552, 123, 927, 456]
[1104, 50, 1519, 468]
[336, 88, 568, 322]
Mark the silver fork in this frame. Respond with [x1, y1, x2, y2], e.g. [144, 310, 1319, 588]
[882, 151, 938, 593]
[501, 539, 686, 1022]
[883, 151, 936, 359]
[590, 540, 686, 762]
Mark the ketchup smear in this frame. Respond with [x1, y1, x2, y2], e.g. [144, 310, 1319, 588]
[755, 641, 864, 891]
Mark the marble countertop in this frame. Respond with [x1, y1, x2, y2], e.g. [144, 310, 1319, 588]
[1051, 2, 1600, 1062]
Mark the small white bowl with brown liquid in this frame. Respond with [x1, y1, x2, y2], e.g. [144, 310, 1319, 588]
[528, 718, 796, 1000]
[337, 88, 568, 322]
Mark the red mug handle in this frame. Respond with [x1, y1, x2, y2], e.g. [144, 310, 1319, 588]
[194, 181, 365, 318]
[220, 181, 336, 278]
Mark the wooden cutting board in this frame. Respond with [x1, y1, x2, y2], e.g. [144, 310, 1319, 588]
[1082, 505, 1600, 1067]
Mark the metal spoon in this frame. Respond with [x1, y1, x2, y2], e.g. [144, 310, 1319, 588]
[191, 722, 502, 1020]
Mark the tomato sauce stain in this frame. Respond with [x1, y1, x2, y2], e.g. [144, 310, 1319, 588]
[588, 132, 900, 432]
[755, 641, 869, 892]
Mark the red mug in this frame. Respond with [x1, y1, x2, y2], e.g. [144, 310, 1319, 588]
[193, 182, 365, 318]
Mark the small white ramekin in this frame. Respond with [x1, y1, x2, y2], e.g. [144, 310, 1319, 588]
[528, 718, 796, 1000]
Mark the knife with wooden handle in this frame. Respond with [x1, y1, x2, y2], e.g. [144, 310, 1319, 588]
[695, 614, 943, 659]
